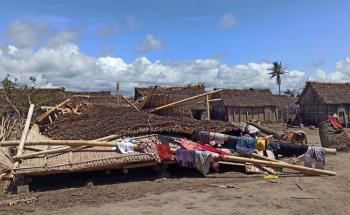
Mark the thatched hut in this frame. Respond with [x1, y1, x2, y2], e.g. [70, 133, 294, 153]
[297, 82, 350, 127]
[211, 88, 296, 123]
[134, 83, 206, 118]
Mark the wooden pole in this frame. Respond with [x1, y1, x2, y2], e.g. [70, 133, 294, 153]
[121, 96, 140, 112]
[222, 155, 336, 176]
[116, 82, 120, 107]
[10, 104, 35, 177]
[196, 98, 222, 104]
[36, 99, 71, 123]
[16, 104, 35, 157]
[206, 95, 210, 121]
[150, 89, 223, 113]
[12, 134, 119, 160]
[1, 140, 116, 147]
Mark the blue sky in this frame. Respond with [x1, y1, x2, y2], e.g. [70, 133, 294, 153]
[0, 0, 350, 94]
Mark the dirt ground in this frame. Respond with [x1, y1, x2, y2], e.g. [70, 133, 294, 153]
[0, 127, 349, 215]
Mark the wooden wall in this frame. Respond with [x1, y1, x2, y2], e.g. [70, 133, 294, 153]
[211, 105, 279, 123]
[298, 86, 350, 127]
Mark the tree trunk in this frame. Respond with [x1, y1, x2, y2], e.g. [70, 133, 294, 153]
[278, 84, 281, 95]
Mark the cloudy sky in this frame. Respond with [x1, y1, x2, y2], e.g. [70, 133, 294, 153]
[0, 0, 350, 95]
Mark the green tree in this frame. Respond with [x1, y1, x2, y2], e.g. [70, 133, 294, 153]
[268, 61, 288, 94]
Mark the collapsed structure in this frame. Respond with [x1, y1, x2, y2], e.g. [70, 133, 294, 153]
[134, 83, 206, 119]
[0, 84, 339, 195]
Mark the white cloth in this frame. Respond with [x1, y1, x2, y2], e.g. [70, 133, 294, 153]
[246, 125, 260, 134]
[116, 138, 134, 154]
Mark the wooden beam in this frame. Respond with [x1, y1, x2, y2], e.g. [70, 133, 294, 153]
[206, 95, 210, 121]
[11, 104, 35, 176]
[222, 155, 336, 176]
[121, 96, 140, 112]
[2, 140, 116, 147]
[195, 98, 222, 104]
[150, 89, 223, 113]
[36, 99, 71, 123]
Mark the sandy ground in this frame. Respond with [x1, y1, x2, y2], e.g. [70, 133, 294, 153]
[0, 127, 349, 215]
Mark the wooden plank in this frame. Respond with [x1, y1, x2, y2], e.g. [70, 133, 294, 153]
[150, 89, 223, 113]
[36, 99, 71, 123]
[120, 96, 140, 112]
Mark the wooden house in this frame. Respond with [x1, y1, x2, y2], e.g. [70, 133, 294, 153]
[211, 88, 296, 123]
[297, 82, 350, 127]
[134, 83, 206, 118]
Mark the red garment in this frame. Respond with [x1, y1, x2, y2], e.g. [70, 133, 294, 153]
[179, 138, 229, 156]
[157, 144, 174, 161]
[329, 117, 343, 129]
[194, 144, 230, 156]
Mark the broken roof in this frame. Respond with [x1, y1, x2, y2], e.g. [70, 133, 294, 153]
[134, 83, 205, 101]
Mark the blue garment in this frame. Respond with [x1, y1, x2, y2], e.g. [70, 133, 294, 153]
[236, 137, 257, 155]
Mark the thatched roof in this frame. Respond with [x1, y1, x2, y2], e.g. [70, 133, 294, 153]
[66, 91, 119, 107]
[134, 83, 205, 101]
[297, 82, 350, 104]
[42, 106, 239, 140]
[273, 95, 297, 106]
[214, 89, 274, 107]
[213, 88, 297, 107]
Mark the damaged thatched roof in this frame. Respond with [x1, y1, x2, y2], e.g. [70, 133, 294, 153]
[66, 91, 120, 107]
[134, 83, 205, 101]
[297, 82, 350, 104]
[42, 106, 239, 140]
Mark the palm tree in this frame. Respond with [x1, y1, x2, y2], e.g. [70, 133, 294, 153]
[268, 61, 288, 94]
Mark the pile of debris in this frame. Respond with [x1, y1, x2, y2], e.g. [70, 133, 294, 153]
[41, 106, 238, 140]
[0, 97, 338, 195]
[319, 115, 350, 151]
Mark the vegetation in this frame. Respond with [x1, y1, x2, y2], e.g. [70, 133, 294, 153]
[268, 61, 288, 95]
[1, 74, 55, 117]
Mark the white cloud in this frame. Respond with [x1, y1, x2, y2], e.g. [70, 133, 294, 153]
[136, 35, 164, 54]
[6, 21, 49, 47]
[0, 43, 313, 95]
[47, 28, 85, 47]
[315, 57, 350, 82]
[219, 13, 237, 29]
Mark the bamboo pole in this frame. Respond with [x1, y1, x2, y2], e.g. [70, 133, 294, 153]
[36, 99, 71, 123]
[121, 96, 140, 112]
[196, 98, 222, 104]
[222, 155, 336, 176]
[8, 104, 35, 179]
[13, 134, 120, 160]
[15, 104, 35, 158]
[206, 95, 210, 121]
[1, 140, 115, 147]
[150, 89, 223, 113]
[13, 134, 158, 160]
